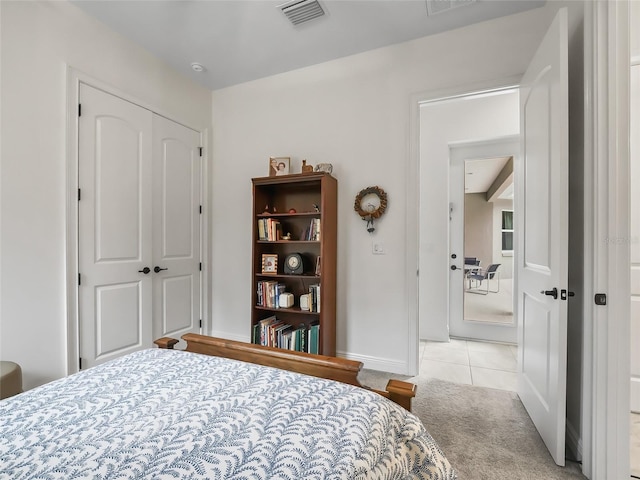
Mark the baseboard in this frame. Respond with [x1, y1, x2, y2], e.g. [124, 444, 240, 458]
[566, 418, 583, 463]
[207, 332, 408, 375]
[209, 330, 250, 344]
[337, 350, 408, 376]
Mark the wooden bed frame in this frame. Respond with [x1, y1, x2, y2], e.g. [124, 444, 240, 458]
[155, 333, 417, 411]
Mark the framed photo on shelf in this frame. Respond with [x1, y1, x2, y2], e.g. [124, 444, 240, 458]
[261, 253, 278, 274]
[269, 157, 290, 177]
[315, 256, 321, 276]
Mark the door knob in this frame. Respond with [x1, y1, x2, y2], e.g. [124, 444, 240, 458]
[154, 266, 168, 273]
[138, 267, 151, 274]
[540, 288, 558, 299]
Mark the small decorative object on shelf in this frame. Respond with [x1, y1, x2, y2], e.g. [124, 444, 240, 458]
[315, 163, 333, 174]
[354, 186, 388, 233]
[278, 292, 294, 308]
[261, 254, 278, 274]
[284, 253, 306, 275]
[301, 159, 314, 174]
[269, 156, 290, 176]
[299, 293, 311, 311]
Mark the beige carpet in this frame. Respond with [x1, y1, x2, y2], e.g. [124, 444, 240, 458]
[360, 372, 586, 480]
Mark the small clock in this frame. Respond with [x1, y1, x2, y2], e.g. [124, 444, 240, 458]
[284, 253, 305, 275]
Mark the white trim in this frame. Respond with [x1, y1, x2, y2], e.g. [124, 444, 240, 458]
[210, 329, 248, 344]
[338, 350, 408, 376]
[65, 67, 210, 374]
[584, 1, 631, 478]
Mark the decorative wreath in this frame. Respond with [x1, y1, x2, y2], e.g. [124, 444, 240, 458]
[354, 186, 388, 219]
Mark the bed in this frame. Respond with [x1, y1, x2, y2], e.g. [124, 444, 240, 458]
[0, 333, 456, 479]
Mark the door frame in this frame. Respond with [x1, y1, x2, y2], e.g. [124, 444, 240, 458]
[65, 68, 209, 375]
[407, 75, 521, 374]
[582, 1, 630, 478]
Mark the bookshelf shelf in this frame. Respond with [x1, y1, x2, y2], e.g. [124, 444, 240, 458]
[254, 306, 320, 315]
[256, 240, 320, 244]
[251, 173, 337, 356]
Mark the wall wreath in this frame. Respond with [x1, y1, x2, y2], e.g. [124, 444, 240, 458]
[354, 186, 387, 232]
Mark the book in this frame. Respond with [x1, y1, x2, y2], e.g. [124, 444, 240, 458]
[308, 323, 320, 354]
[258, 315, 278, 346]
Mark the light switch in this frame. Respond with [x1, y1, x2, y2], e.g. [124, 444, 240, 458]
[372, 242, 385, 255]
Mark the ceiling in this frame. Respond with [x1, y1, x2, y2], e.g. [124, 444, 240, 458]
[465, 156, 513, 200]
[71, 0, 545, 91]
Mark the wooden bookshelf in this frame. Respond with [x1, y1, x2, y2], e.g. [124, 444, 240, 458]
[251, 173, 337, 356]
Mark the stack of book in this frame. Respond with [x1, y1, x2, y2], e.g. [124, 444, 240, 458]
[257, 281, 286, 308]
[302, 218, 321, 241]
[308, 284, 320, 312]
[257, 218, 282, 241]
[252, 316, 320, 354]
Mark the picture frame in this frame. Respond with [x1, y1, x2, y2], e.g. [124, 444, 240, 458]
[269, 157, 290, 177]
[261, 253, 278, 274]
[315, 256, 321, 276]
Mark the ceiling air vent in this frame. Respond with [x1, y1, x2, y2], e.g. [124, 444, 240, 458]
[426, 0, 476, 16]
[279, 0, 325, 26]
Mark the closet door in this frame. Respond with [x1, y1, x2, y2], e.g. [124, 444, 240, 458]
[152, 115, 201, 343]
[78, 84, 153, 369]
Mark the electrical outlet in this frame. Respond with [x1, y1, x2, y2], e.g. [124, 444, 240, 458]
[372, 242, 385, 255]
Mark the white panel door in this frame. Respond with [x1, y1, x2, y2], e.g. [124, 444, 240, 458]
[630, 64, 640, 413]
[78, 84, 153, 368]
[152, 115, 201, 342]
[516, 8, 569, 466]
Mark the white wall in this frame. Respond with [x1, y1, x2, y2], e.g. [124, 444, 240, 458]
[464, 193, 493, 270]
[0, 1, 212, 389]
[210, 8, 556, 372]
[419, 91, 520, 340]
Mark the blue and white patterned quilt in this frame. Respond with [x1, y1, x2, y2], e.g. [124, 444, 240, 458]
[0, 348, 456, 479]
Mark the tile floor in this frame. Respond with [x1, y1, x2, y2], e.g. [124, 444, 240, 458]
[418, 337, 518, 392]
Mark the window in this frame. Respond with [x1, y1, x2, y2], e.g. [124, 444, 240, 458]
[502, 210, 513, 255]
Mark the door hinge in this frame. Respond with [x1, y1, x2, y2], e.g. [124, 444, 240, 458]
[199, 205, 202, 214]
[79, 357, 82, 370]
[199, 262, 202, 271]
[199, 319, 202, 328]
[594, 293, 607, 305]
[78, 188, 81, 201]
[78, 104, 82, 117]
[199, 147, 203, 157]
[78, 273, 81, 285]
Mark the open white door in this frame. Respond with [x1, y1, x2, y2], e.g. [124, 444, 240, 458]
[516, 8, 569, 466]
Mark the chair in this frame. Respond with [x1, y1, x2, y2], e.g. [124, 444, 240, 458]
[0, 361, 23, 399]
[464, 257, 481, 275]
[466, 263, 501, 294]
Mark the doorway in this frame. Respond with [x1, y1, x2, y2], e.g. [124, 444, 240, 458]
[77, 83, 203, 369]
[418, 87, 519, 344]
